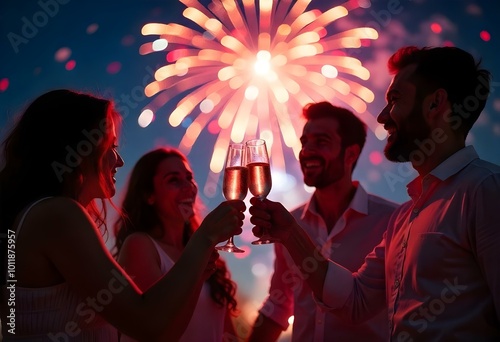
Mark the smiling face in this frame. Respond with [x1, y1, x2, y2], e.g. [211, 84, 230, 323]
[80, 118, 124, 204]
[100, 125, 124, 197]
[299, 117, 346, 188]
[148, 156, 198, 222]
[377, 64, 432, 162]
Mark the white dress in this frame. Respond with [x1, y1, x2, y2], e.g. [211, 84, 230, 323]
[1, 198, 118, 341]
[120, 235, 226, 342]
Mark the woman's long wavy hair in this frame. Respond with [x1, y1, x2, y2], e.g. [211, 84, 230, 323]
[113, 147, 238, 313]
[0, 89, 121, 285]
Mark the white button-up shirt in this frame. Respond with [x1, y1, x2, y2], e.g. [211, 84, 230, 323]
[321, 146, 500, 341]
[259, 183, 398, 341]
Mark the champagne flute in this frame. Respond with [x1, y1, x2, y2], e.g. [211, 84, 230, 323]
[246, 139, 278, 245]
[216, 143, 247, 253]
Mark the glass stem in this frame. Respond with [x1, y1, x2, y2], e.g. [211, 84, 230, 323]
[226, 236, 236, 247]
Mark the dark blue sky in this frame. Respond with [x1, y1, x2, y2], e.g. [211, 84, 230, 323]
[1, 1, 499, 337]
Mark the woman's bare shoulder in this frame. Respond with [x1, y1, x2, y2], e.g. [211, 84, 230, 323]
[117, 232, 160, 270]
[121, 232, 155, 250]
[20, 197, 92, 236]
[23, 196, 84, 214]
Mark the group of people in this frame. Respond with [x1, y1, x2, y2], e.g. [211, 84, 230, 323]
[0, 45, 498, 342]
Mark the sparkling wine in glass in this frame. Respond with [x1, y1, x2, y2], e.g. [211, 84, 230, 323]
[216, 143, 247, 253]
[246, 139, 278, 245]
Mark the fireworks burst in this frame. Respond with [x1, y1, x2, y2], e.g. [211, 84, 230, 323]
[139, 0, 378, 196]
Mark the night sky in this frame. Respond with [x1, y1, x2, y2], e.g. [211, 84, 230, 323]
[1, 0, 499, 339]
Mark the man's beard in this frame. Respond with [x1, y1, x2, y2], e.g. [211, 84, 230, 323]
[384, 106, 432, 163]
[302, 153, 345, 189]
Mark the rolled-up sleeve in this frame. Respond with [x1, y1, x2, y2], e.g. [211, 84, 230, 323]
[320, 261, 354, 308]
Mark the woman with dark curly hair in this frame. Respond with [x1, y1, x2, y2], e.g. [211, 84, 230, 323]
[114, 147, 238, 341]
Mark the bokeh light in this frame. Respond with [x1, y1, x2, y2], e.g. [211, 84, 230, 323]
[122, 34, 136, 46]
[55, 47, 72, 62]
[367, 169, 381, 182]
[65, 60, 76, 71]
[106, 61, 122, 74]
[251, 262, 269, 277]
[494, 124, 500, 136]
[369, 151, 383, 165]
[0, 78, 9, 92]
[86, 23, 99, 34]
[430, 23, 442, 34]
[480, 30, 491, 41]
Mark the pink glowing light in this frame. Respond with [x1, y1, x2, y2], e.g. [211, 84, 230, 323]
[86, 23, 99, 34]
[430, 23, 442, 34]
[55, 47, 72, 62]
[107, 61, 122, 74]
[480, 30, 491, 42]
[65, 60, 76, 71]
[0, 78, 9, 92]
[369, 151, 383, 165]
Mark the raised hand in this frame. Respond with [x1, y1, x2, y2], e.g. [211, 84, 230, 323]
[248, 197, 297, 243]
[196, 200, 246, 247]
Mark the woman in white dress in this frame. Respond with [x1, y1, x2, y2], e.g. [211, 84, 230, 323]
[114, 147, 239, 341]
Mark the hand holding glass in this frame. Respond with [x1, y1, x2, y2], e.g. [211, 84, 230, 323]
[246, 139, 278, 244]
[216, 143, 247, 253]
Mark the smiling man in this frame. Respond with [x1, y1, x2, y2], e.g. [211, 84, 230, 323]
[248, 102, 398, 342]
[248, 46, 500, 341]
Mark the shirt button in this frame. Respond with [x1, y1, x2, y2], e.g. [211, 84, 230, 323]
[412, 208, 420, 214]
[395, 279, 400, 288]
[402, 241, 408, 248]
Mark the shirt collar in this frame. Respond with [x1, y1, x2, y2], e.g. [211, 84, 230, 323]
[430, 145, 479, 181]
[302, 181, 369, 219]
[349, 181, 369, 215]
[406, 145, 479, 198]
